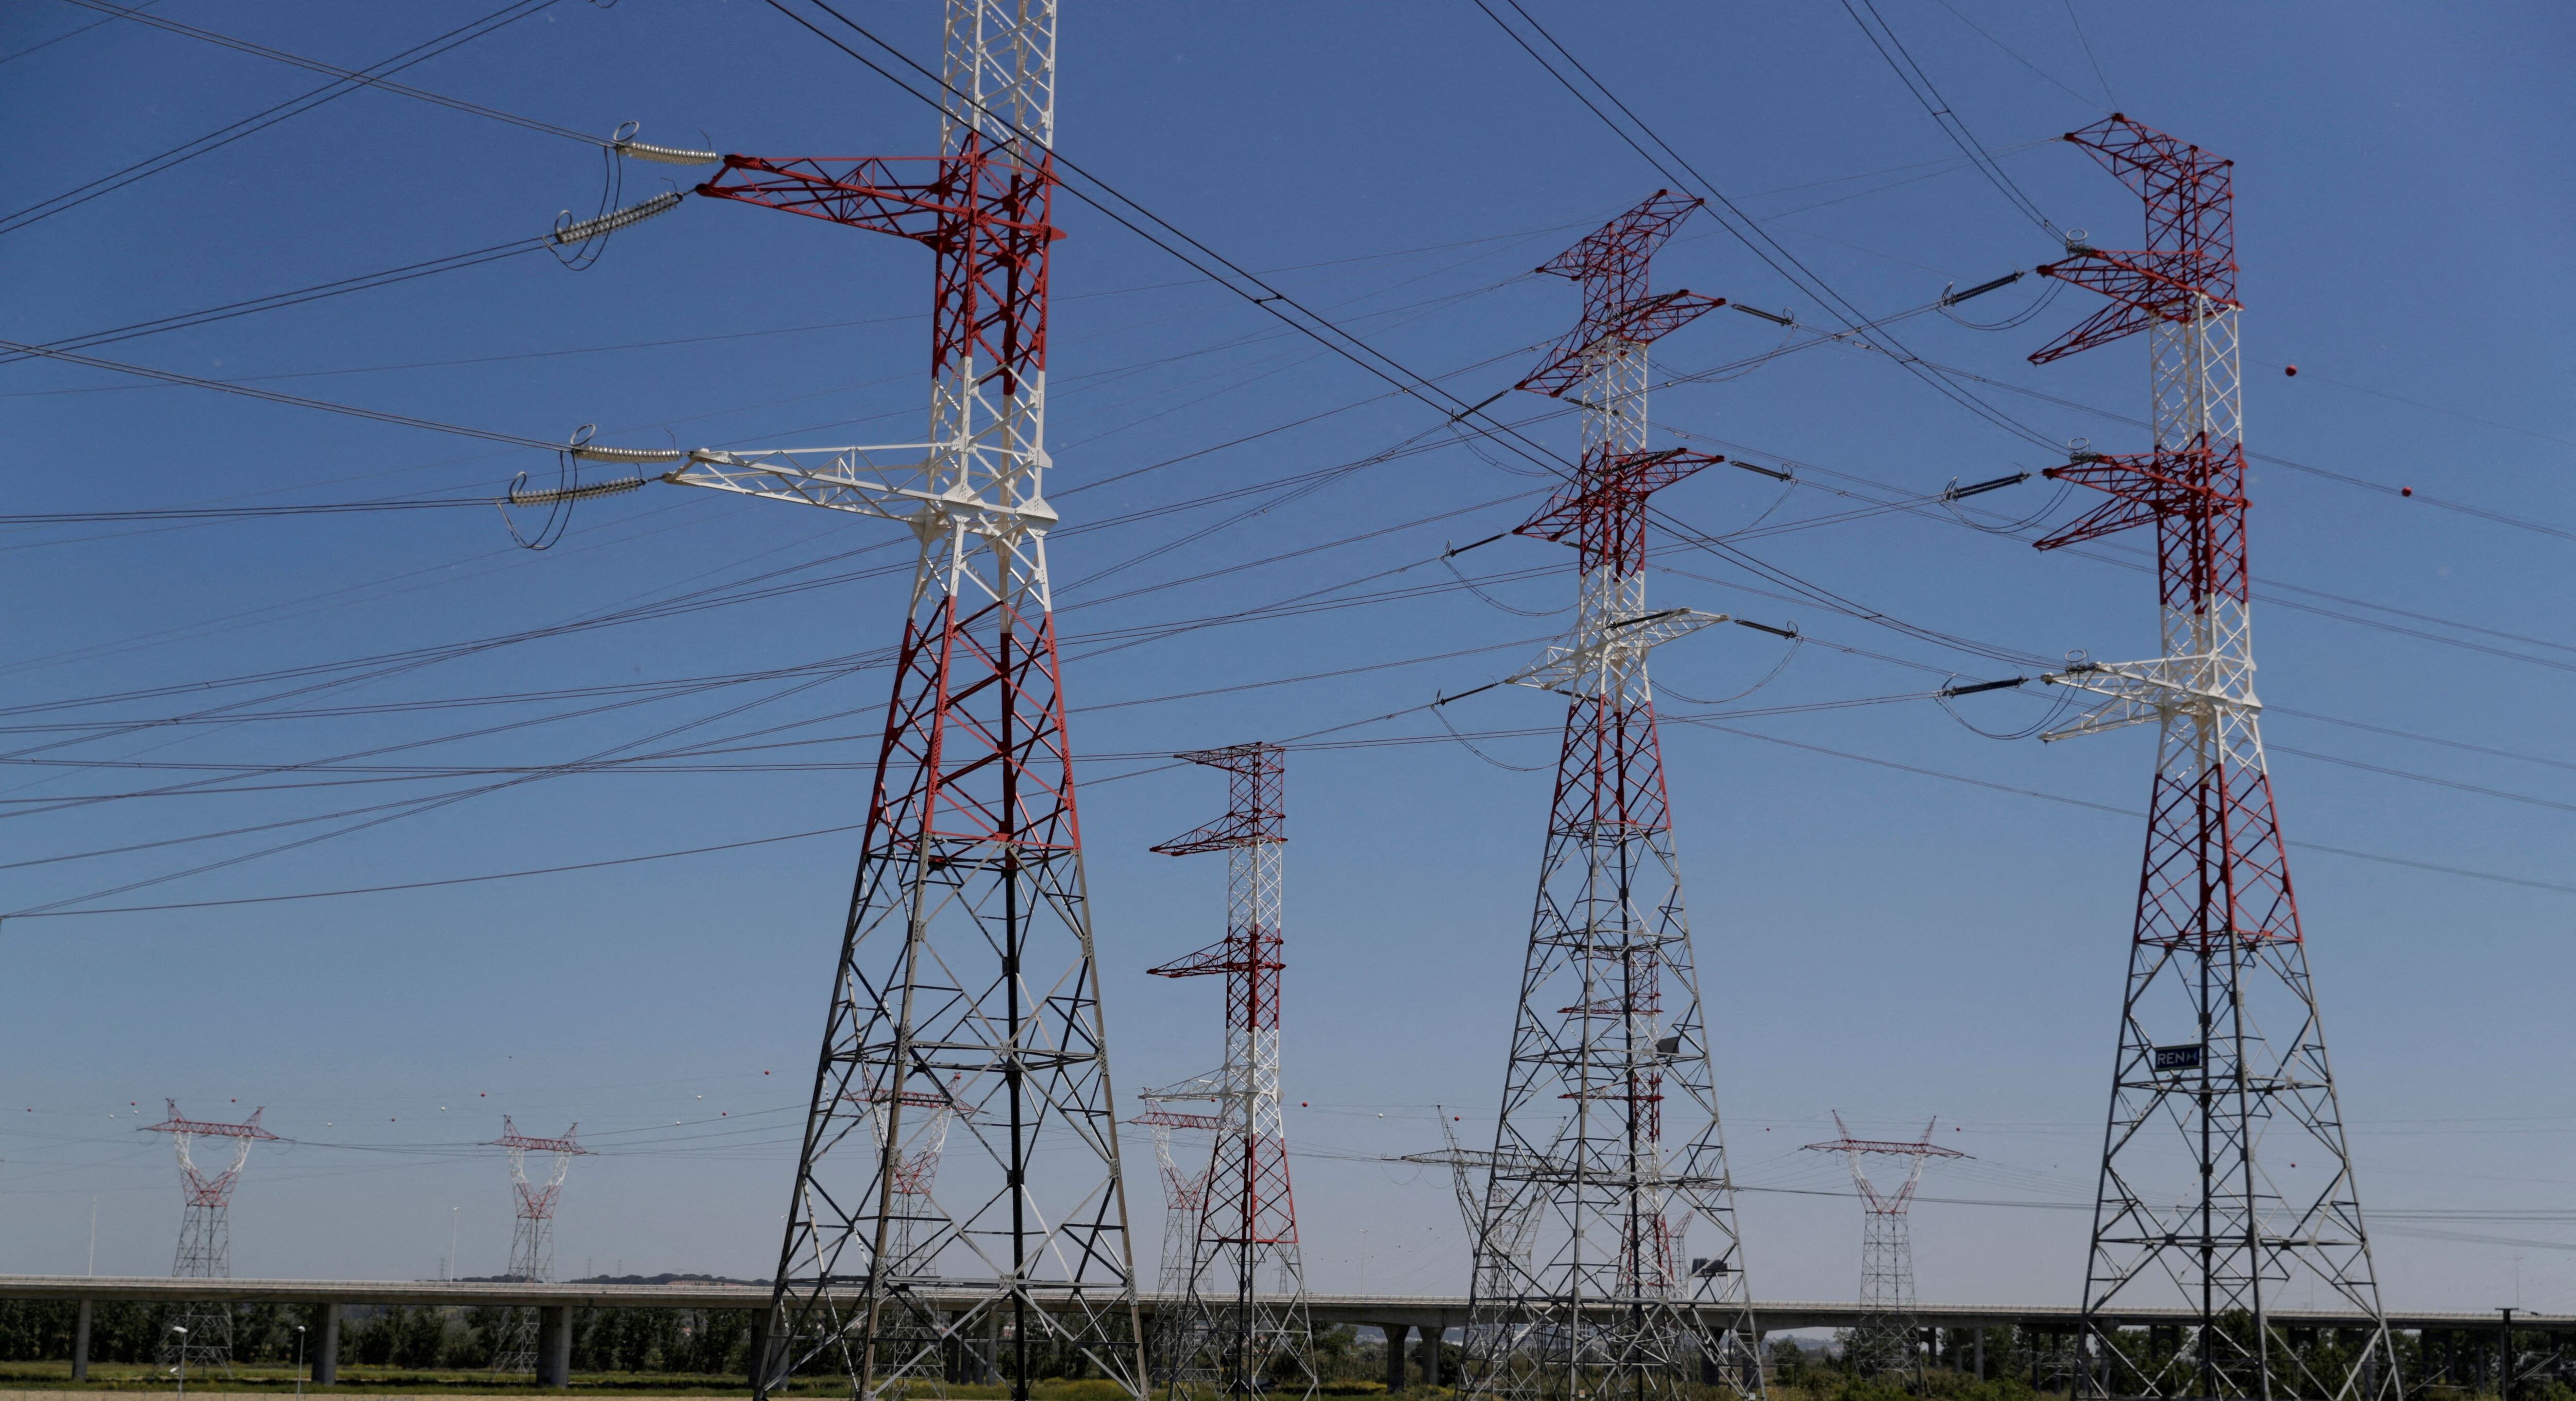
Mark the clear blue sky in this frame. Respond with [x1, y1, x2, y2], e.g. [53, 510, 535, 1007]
[3, 1, 2572, 1313]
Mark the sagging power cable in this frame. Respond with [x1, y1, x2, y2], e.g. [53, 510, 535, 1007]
[0, 0, 572, 239]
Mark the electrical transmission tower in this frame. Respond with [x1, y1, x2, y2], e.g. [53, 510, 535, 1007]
[1148, 744, 1317, 1400]
[1801, 1115, 1965, 1379]
[2027, 115, 2398, 1401]
[1463, 191, 1764, 1401]
[144, 1101, 277, 1373]
[489, 1119, 587, 1374]
[1396, 1112, 1547, 1303]
[1135, 1088, 1219, 1387]
[587, 5, 1146, 1399]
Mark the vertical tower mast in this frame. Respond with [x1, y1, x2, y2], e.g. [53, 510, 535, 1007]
[144, 1100, 277, 1373]
[624, 5, 1146, 1398]
[489, 1119, 587, 1374]
[1148, 744, 1317, 1400]
[1465, 191, 1763, 1401]
[2027, 114, 2397, 1401]
[1800, 1116, 1964, 1379]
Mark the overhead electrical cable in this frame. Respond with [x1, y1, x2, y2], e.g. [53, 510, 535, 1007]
[0, 0, 570, 239]
[0, 236, 562, 367]
[59, 0, 621, 147]
[1, 0, 161, 66]
[1466, 0, 2064, 452]
[0, 337, 577, 450]
[1838, 0, 2065, 235]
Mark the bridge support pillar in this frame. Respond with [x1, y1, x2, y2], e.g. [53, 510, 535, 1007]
[1418, 1325, 1443, 1387]
[1380, 1324, 1411, 1392]
[1974, 1326, 1984, 1380]
[71, 1301, 91, 1382]
[536, 1305, 573, 1387]
[314, 1304, 339, 1386]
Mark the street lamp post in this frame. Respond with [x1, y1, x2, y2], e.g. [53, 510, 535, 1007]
[296, 1323, 308, 1398]
[170, 1325, 189, 1400]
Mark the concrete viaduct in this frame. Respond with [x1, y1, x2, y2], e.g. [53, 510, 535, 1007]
[2, 1276, 2552, 1392]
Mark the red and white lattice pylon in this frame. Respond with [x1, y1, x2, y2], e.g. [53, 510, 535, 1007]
[1463, 192, 1764, 1401]
[1148, 744, 1317, 1400]
[2027, 115, 2398, 1401]
[1801, 1116, 1965, 1379]
[488, 1118, 588, 1374]
[582, 5, 1144, 1399]
[144, 1101, 277, 1371]
[1133, 1089, 1219, 1388]
[854, 1086, 964, 1277]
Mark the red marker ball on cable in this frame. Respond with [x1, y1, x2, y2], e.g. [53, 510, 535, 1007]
[2284, 365, 2298, 377]
[2401, 487, 2413, 497]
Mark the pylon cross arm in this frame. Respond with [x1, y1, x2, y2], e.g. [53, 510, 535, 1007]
[1507, 608, 1727, 694]
[611, 444, 1057, 532]
[2037, 656, 2260, 743]
[692, 154, 971, 246]
[1518, 292, 1725, 396]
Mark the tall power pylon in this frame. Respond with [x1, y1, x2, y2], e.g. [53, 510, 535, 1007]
[489, 1119, 587, 1374]
[1148, 744, 1317, 1400]
[1801, 1115, 1965, 1378]
[592, 4, 1146, 1397]
[2028, 115, 2398, 1401]
[1463, 191, 1764, 1401]
[144, 1101, 277, 1372]
[1135, 1088, 1219, 1387]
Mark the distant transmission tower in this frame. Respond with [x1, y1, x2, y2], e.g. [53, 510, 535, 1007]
[1148, 744, 1317, 1400]
[588, 4, 1145, 1398]
[857, 1084, 965, 1275]
[1801, 1115, 1964, 1378]
[489, 1119, 586, 1374]
[144, 1100, 277, 1373]
[1462, 191, 1764, 1401]
[2027, 115, 2398, 1401]
[1396, 1112, 1546, 1302]
[1134, 1087, 1219, 1387]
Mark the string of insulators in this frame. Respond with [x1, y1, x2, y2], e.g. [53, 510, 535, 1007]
[569, 444, 690, 465]
[615, 140, 721, 166]
[551, 191, 686, 246]
[1940, 270, 2024, 307]
[506, 475, 644, 508]
[1944, 471, 2030, 501]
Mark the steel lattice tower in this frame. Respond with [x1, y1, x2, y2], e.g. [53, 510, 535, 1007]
[489, 1119, 586, 1374]
[1400, 1114, 1548, 1305]
[2028, 115, 2397, 1401]
[1463, 191, 1764, 1401]
[1136, 1089, 1219, 1387]
[1801, 1116, 1964, 1379]
[1148, 744, 1317, 1400]
[599, 5, 1146, 1397]
[144, 1101, 276, 1373]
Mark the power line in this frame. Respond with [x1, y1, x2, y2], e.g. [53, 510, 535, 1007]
[0, 0, 570, 239]
[1837, 0, 2063, 235]
[0, 337, 574, 450]
[1468, 0, 2063, 453]
[60, 0, 620, 148]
